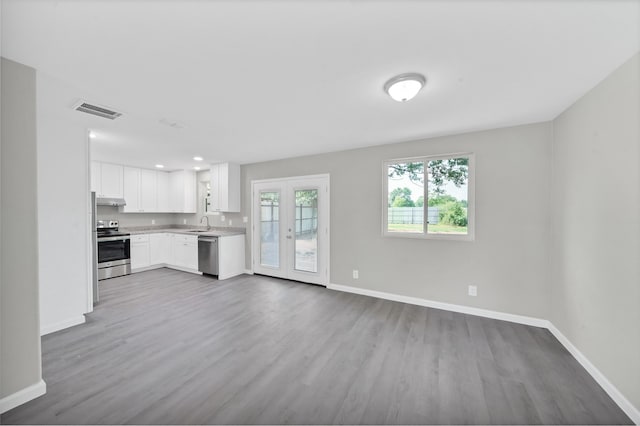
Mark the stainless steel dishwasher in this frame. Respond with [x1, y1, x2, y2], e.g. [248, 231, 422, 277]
[198, 236, 219, 275]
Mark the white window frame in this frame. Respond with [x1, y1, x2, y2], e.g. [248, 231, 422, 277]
[382, 152, 475, 241]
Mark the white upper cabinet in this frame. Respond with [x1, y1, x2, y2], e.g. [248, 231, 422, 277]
[156, 171, 170, 212]
[139, 169, 157, 212]
[90, 161, 101, 194]
[91, 161, 124, 198]
[209, 162, 240, 212]
[122, 167, 140, 212]
[169, 170, 196, 213]
[123, 167, 165, 213]
[93, 161, 194, 213]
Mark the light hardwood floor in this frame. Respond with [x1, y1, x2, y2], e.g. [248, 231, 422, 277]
[1, 269, 631, 424]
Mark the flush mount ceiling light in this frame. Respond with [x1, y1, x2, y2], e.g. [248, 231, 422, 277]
[384, 73, 426, 102]
[155, 164, 164, 169]
[193, 156, 203, 161]
[194, 166, 201, 171]
[88, 132, 96, 139]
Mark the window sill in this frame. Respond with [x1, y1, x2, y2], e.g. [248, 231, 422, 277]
[382, 231, 475, 242]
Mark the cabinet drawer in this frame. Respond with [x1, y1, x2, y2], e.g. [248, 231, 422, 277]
[172, 234, 197, 244]
[131, 234, 150, 243]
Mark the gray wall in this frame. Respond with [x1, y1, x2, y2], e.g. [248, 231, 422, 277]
[551, 53, 640, 411]
[235, 122, 553, 319]
[0, 58, 42, 400]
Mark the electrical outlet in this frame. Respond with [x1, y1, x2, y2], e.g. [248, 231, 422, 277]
[243, 216, 248, 223]
[221, 215, 226, 222]
[352, 270, 359, 279]
[229, 220, 233, 226]
[468, 285, 477, 296]
[151, 219, 155, 225]
[183, 219, 187, 225]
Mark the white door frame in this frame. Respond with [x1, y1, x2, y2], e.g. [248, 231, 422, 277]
[250, 174, 330, 286]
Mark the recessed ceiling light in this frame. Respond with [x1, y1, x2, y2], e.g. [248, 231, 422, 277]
[193, 156, 203, 161]
[155, 164, 164, 169]
[194, 166, 201, 171]
[89, 132, 96, 139]
[384, 73, 426, 102]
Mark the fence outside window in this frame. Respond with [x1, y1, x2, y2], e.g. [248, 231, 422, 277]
[387, 207, 440, 225]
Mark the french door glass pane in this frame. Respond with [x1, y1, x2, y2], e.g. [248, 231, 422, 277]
[260, 191, 280, 268]
[294, 189, 318, 273]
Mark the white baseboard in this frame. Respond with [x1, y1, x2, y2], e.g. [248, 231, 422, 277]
[131, 264, 164, 273]
[132, 264, 202, 275]
[243, 269, 254, 275]
[547, 323, 640, 425]
[327, 283, 548, 327]
[166, 265, 202, 275]
[40, 315, 86, 336]
[0, 379, 46, 414]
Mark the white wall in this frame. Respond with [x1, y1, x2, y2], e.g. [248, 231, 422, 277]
[36, 73, 90, 334]
[1, 57, 44, 411]
[238, 122, 553, 319]
[551, 53, 640, 414]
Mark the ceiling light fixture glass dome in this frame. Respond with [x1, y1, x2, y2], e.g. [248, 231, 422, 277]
[384, 73, 426, 102]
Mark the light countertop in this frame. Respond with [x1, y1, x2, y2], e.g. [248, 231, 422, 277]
[122, 226, 246, 238]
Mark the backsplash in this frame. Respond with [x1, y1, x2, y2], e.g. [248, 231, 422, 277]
[96, 206, 180, 227]
[96, 206, 246, 229]
[175, 212, 244, 228]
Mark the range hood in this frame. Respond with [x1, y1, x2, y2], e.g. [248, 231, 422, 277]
[96, 197, 127, 207]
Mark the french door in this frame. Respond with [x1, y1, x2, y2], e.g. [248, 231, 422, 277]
[252, 175, 329, 285]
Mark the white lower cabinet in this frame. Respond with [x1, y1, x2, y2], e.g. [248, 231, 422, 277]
[132, 233, 198, 273]
[131, 232, 243, 278]
[149, 233, 171, 265]
[218, 234, 245, 280]
[171, 234, 198, 270]
[131, 234, 151, 269]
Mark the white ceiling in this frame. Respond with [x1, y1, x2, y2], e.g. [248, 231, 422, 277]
[2, 0, 639, 170]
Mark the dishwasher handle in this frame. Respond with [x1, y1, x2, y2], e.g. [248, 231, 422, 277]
[198, 237, 218, 243]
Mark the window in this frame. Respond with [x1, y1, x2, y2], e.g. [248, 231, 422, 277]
[383, 153, 474, 240]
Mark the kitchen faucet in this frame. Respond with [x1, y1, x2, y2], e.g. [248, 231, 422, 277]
[200, 216, 211, 230]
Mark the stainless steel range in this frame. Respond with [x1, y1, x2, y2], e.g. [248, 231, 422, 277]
[96, 219, 131, 281]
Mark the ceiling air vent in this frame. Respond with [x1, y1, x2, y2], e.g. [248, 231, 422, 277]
[73, 100, 122, 120]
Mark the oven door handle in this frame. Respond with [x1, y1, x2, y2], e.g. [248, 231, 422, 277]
[98, 236, 131, 242]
